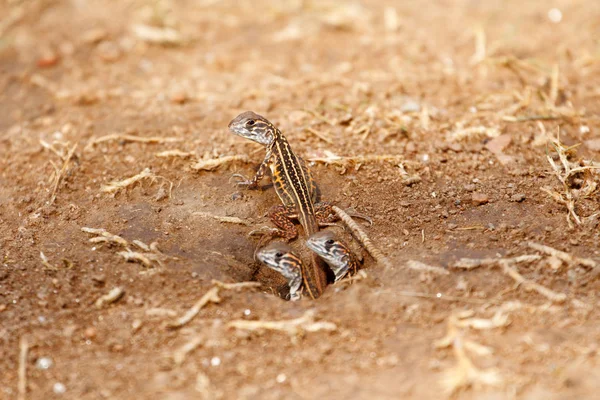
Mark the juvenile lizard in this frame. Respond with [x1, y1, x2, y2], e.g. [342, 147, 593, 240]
[228, 111, 336, 299]
[306, 230, 361, 282]
[256, 242, 304, 301]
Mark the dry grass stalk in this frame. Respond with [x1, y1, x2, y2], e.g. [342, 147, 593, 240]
[155, 149, 195, 158]
[306, 127, 334, 144]
[499, 260, 567, 303]
[192, 211, 251, 226]
[453, 255, 541, 270]
[167, 287, 221, 329]
[469, 26, 486, 65]
[191, 155, 250, 171]
[527, 242, 597, 269]
[227, 310, 336, 336]
[452, 255, 566, 303]
[211, 280, 262, 290]
[49, 143, 78, 204]
[39, 251, 56, 271]
[82, 227, 169, 268]
[101, 168, 156, 194]
[132, 23, 182, 45]
[167, 281, 261, 329]
[18, 336, 28, 400]
[405, 260, 449, 275]
[542, 136, 600, 227]
[117, 249, 160, 267]
[81, 227, 129, 246]
[436, 315, 503, 394]
[85, 134, 181, 151]
[173, 336, 203, 366]
[309, 152, 405, 166]
[332, 205, 392, 269]
[450, 125, 500, 141]
[95, 287, 125, 308]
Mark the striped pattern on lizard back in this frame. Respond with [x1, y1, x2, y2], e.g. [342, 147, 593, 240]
[270, 129, 319, 236]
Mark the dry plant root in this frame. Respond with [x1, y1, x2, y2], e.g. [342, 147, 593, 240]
[100, 168, 157, 194]
[332, 205, 392, 269]
[452, 255, 567, 303]
[167, 280, 261, 329]
[84, 133, 181, 151]
[191, 155, 250, 171]
[81, 227, 171, 268]
[541, 134, 600, 228]
[227, 310, 336, 337]
[435, 313, 503, 394]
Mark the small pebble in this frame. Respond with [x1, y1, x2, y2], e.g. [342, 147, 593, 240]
[210, 356, 221, 367]
[510, 193, 526, 202]
[471, 192, 489, 205]
[37, 49, 59, 68]
[36, 357, 53, 370]
[170, 91, 188, 104]
[84, 327, 97, 339]
[464, 184, 476, 192]
[53, 383, 66, 394]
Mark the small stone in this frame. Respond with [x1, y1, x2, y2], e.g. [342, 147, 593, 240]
[84, 327, 97, 339]
[485, 134, 512, 154]
[448, 142, 463, 152]
[170, 91, 188, 104]
[231, 192, 243, 201]
[471, 192, 489, 205]
[36, 357, 53, 370]
[447, 223, 458, 230]
[464, 184, 476, 192]
[37, 49, 60, 68]
[53, 383, 67, 394]
[510, 193, 526, 202]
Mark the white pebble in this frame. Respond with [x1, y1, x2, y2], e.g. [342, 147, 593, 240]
[548, 8, 562, 23]
[210, 356, 221, 367]
[243, 309, 251, 316]
[36, 357, 53, 370]
[276, 373, 287, 383]
[53, 383, 66, 394]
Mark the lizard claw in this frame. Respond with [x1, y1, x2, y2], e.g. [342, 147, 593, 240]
[230, 173, 256, 188]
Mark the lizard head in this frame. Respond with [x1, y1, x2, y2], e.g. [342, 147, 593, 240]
[306, 230, 346, 267]
[256, 242, 302, 275]
[228, 111, 275, 145]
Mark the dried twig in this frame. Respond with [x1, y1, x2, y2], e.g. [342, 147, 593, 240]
[227, 310, 336, 336]
[450, 125, 500, 141]
[155, 149, 195, 158]
[436, 315, 503, 394]
[173, 336, 203, 366]
[81, 227, 128, 246]
[309, 152, 405, 166]
[85, 134, 181, 151]
[95, 287, 125, 308]
[49, 143, 78, 204]
[191, 155, 250, 171]
[18, 336, 28, 400]
[192, 211, 251, 226]
[452, 255, 566, 303]
[306, 127, 334, 144]
[100, 168, 156, 194]
[527, 242, 597, 269]
[332, 205, 392, 269]
[132, 24, 182, 45]
[167, 287, 221, 329]
[405, 260, 449, 275]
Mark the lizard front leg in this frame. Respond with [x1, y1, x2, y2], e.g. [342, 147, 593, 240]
[249, 205, 299, 246]
[231, 148, 272, 190]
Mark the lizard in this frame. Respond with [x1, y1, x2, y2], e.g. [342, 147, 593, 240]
[256, 242, 304, 301]
[228, 111, 337, 299]
[306, 230, 361, 282]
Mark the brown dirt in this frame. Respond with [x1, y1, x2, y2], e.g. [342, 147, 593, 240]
[2, 1, 600, 399]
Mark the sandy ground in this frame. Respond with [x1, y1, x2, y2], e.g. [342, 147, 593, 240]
[1, 0, 600, 399]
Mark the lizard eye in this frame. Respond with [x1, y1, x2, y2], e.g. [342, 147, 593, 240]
[275, 252, 283, 258]
[325, 239, 335, 245]
[245, 120, 255, 127]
